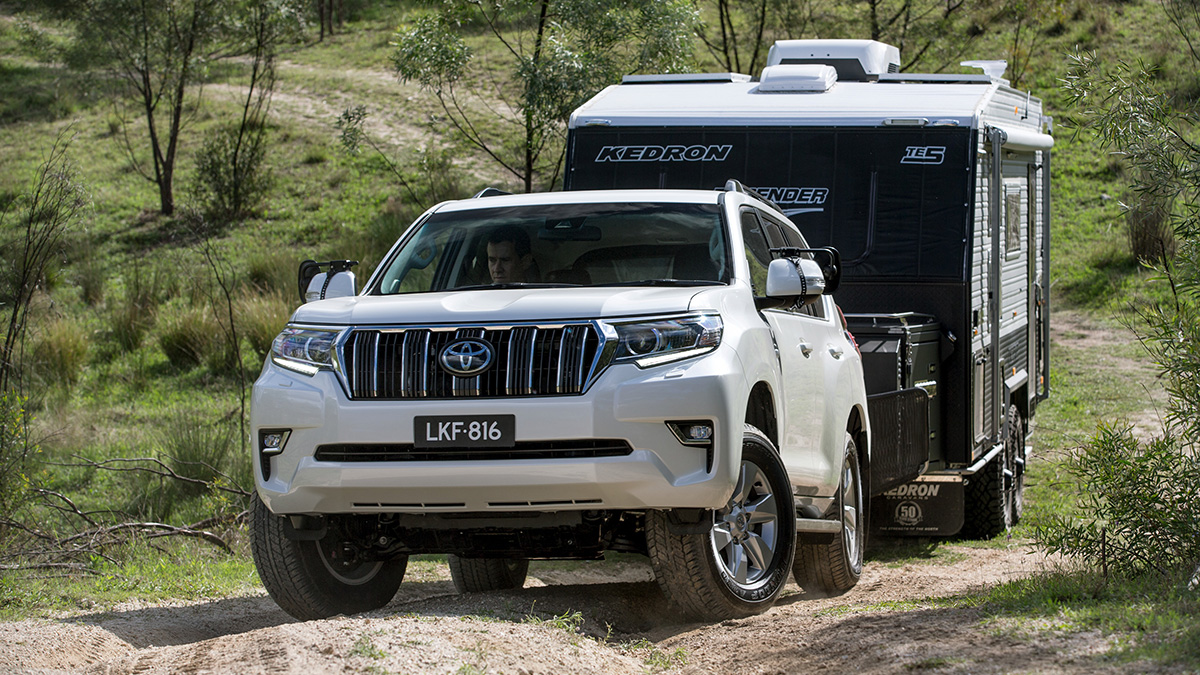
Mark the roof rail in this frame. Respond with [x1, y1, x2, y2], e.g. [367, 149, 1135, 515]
[723, 179, 784, 213]
[472, 187, 511, 199]
[622, 73, 752, 85]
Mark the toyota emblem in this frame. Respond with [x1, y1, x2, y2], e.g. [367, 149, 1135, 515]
[439, 339, 494, 376]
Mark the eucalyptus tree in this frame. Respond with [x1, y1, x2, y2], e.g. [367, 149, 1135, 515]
[50, 0, 302, 216]
[1045, 1, 1200, 579]
[692, 0, 1000, 77]
[391, 0, 696, 192]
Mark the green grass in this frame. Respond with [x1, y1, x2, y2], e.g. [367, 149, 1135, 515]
[978, 569, 1200, 668]
[0, 539, 258, 619]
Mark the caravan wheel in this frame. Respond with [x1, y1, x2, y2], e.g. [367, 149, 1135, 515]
[963, 405, 1024, 538]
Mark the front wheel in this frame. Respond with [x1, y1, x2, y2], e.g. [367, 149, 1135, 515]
[646, 424, 796, 621]
[251, 497, 407, 621]
[793, 432, 864, 595]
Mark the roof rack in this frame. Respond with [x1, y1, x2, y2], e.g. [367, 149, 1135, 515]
[472, 187, 511, 199]
[723, 179, 784, 213]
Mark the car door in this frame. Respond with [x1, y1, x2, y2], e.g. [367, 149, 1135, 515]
[739, 207, 828, 487]
[770, 213, 848, 493]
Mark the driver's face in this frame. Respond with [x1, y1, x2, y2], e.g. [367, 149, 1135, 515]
[487, 241, 530, 283]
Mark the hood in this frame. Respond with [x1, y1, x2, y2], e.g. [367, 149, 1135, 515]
[289, 286, 725, 326]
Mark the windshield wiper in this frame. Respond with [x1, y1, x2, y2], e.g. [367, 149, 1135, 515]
[448, 282, 581, 291]
[593, 279, 724, 288]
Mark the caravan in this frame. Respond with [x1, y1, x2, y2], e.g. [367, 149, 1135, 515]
[565, 39, 1054, 537]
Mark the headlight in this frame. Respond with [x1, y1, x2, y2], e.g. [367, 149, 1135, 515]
[606, 314, 723, 368]
[271, 327, 341, 376]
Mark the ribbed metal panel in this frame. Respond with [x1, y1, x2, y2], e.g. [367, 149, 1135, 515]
[342, 324, 603, 400]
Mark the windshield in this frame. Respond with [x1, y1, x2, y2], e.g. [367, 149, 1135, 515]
[371, 202, 729, 294]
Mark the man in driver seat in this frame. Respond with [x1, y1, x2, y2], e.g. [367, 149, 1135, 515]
[487, 225, 535, 284]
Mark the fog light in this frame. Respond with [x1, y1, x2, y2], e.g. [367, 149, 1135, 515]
[667, 421, 714, 446]
[259, 429, 291, 456]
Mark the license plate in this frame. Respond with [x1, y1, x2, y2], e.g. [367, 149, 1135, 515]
[414, 415, 516, 448]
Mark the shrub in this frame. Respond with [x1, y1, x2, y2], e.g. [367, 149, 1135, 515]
[109, 300, 151, 353]
[1126, 191, 1176, 265]
[0, 395, 36, 537]
[245, 248, 297, 298]
[31, 316, 89, 386]
[1037, 423, 1200, 579]
[75, 257, 106, 306]
[204, 328, 240, 375]
[193, 122, 272, 225]
[108, 263, 167, 352]
[124, 410, 242, 521]
[237, 290, 292, 363]
[159, 410, 239, 498]
[157, 305, 218, 369]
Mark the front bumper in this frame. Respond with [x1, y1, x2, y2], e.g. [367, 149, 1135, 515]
[251, 349, 748, 515]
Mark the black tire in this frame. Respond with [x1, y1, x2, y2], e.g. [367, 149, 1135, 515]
[1007, 405, 1026, 526]
[793, 432, 864, 595]
[448, 556, 529, 593]
[646, 424, 796, 621]
[251, 497, 407, 621]
[962, 405, 1024, 538]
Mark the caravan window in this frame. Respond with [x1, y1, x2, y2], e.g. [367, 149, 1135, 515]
[1004, 184, 1023, 259]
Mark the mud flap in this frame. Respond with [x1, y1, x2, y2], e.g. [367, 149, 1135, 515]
[869, 475, 964, 536]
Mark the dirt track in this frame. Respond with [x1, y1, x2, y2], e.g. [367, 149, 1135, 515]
[0, 540, 1168, 675]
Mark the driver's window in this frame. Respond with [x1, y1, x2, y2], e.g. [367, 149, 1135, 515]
[740, 209, 773, 296]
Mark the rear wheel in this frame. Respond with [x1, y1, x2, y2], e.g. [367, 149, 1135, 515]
[1006, 405, 1026, 526]
[448, 556, 529, 593]
[251, 497, 407, 621]
[793, 432, 864, 595]
[963, 405, 1024, 538]
[646, 424, 796, 621]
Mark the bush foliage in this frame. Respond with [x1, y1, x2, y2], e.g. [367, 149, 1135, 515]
[1038, 424, 1200, 578]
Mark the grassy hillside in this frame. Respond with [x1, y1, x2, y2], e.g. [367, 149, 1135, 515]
[0, 0, 1195, 663]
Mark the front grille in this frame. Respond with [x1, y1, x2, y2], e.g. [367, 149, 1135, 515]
[341, 325, 604, 400]
[315, 439, 633, 462]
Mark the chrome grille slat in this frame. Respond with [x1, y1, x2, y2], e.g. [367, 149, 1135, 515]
[371, 332, 380, 397]
[342, 324, 603, 400]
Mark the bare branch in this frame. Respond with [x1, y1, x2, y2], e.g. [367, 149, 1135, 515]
[0, 562, 117, 577]
[33, 488, 98, 527]
[52, 455, 251, 498]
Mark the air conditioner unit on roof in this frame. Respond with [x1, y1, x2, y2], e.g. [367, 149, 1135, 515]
[766, 39, 901, 81]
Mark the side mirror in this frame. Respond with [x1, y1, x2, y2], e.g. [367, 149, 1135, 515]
[766, 257, 827, 300]
[298, 259, 359, 303]
[766, 246, 842, 294]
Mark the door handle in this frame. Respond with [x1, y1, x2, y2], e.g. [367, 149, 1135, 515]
[828, 346, 844, 359]
[798, 342, 813, 358]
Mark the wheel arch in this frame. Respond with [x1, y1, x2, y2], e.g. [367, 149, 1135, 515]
[744, 381, 778, 448]
[847, 403, 869, 498]
[1006, 383, 1030, 436]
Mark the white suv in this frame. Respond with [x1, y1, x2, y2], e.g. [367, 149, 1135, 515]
[250, 182, 870, 622]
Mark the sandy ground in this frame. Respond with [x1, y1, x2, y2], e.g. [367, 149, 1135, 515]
[0, 540, 1176, 675]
